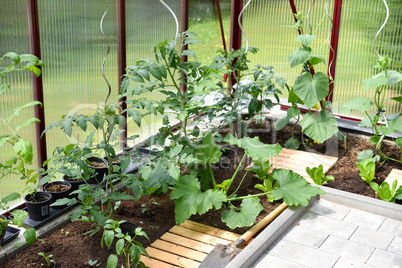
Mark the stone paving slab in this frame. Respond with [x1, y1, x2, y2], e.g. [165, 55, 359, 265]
[228, 186, 402, 268]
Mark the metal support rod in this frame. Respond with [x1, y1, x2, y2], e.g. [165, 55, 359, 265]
[116, 0, 127, 152]
[180, 0, 189, 94]
[215, 0, 227, 52]
[229, 0, 243, 93]
[26, 0, 47, 175]
[326, 0, 343, 102]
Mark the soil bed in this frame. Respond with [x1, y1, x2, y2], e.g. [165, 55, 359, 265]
[3, 119, 401, 267]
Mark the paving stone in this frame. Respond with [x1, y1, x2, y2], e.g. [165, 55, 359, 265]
[379, 218, 402, 237]
[333, 257, 376, 268]
[343, 208, 385, 230]
[350, 226, 394, 249]
[320, 236, 375, 263]
[253, 254, 309, 268]
[282, 225, 328, 248]
[309, 199, 350, 220]
[367, 248, 402, 268]
[299, 212, 358, 239]
[269, 239, 339, 268]
[388, 236, 402, 255]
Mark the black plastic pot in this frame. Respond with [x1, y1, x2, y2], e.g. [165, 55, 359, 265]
[105, 156, 121, 173]
[63, 174, 85, 199]
[120, 222, 138, 238]
[44, 181, 72, 209]
[86, 157, 108, 184]
[24, 191, 52, 221]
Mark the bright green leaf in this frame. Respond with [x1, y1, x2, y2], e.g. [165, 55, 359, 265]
[295, 34, 316, 47]
[221, 197, 263, 229]
[13, 139, 33, 163]
[16, 118, 40, 132]
[288, 47, 312, 68]
[342, 97, 374, 114]
[107, 254, 118, 268]
[301, 110, 338, 144]
[23, 228, 37, 244]
[294, 72, 329, 109]
[270, 169, 325, 206]
[284, 137, 300, 149]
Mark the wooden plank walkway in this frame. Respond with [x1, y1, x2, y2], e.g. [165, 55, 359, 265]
[269, 148, 338, 183]
[140, 149, 338, 267]
[140, 220, 241, 268]
[384, 169, 402, 191]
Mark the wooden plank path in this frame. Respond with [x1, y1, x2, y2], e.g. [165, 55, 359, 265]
[269, 148, 338, 183]
[140, 149, 338, 267]
[140, 220, 242, 268]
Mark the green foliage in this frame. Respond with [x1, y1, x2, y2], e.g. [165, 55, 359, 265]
[101, 219, 148, 268]
[370, 180, 402, 203]
[357, 159, 376, 184]
[38, 252, 55, 267]
[306, 165, 334, 185]
[342, 56, 402, 164]
[221, 197, 263, 229]
[357, 150, 380, 164]
[281, 15, 338, 146]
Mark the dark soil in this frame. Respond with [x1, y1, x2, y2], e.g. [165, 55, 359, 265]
[89, 161, 107, 168]
[46, 184, 70, 193]
[3, 118, 402, 268]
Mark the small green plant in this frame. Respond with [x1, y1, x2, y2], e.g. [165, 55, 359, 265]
[306, 165, 335, 185]
[357, 159, 376, 184]
[274, 12, 339, 149]
[38, 252, 55, 267]
[0, 52, 45, 246]
[101, 219, 149, 268]
[370, 180, 402, 203]
[342, 56, 402, 164]
[88, 259, 101, 267]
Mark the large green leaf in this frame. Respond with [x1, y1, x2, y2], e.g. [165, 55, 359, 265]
[221, 197, 263, 229]
[294, 72, 329, 109]
[196, 134, 222, 164]
[270, 169, 325, 206]
[224, 135, 282, 164]
[16, 118, 40, 132]
[341, 97, 374, 114]
[392, 96, 402, 103]
[295, 34, 316, 47]
[13, 139, 33, 163]
[362, 75, 388, 90]
[377, 118, 402, 135]
[301, 110, 338, 144]
[288, 47, 312, 68]
[387, 70, 402, 85]
[170, 175, 227, 225]
[140, 160, 175, 194]
[107, 254, 118, 268]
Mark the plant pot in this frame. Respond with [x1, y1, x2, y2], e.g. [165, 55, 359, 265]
[24, 191, 52, 221]
[120, 222, 138, 238]
[86, 157, 108, 184]
[44, 181, 72, 209]
[104, 156, 121, 173]
[63, 174, 85, 199]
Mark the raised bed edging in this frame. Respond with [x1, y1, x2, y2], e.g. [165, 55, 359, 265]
[226, 186, 402, 268]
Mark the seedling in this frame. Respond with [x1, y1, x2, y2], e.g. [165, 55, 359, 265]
[357, 159, 376, 184]
[370, 180, 402, 203]
[38, 252, 55, 267]
[306, 165, 335, 185]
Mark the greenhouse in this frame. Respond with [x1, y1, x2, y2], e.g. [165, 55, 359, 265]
[1, 0, 401, 267]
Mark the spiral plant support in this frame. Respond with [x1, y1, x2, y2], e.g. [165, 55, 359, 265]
[238, 0, 253, 54]
[100, 0, 111, 105]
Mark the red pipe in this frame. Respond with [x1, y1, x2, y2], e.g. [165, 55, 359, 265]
[180, 0, 189, 94]
[215, 0, 227, 52]
[229, 0, 243, 94]
[26, 0, 47, 175]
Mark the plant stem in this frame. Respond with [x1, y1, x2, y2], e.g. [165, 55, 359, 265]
[225, 154, 246, 194]
[227, 192, 270, 202]
[208, 164, 218, 189]
[228, 170, 249, 199]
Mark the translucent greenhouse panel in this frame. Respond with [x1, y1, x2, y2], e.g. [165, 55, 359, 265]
[39, 0, 119, 156]
[188, 0, 231, 62]
[242, 0, 334, 103]
[0, 0, 38, 210]
[125, 0, 181, 147]
[332, 0, 402, 118]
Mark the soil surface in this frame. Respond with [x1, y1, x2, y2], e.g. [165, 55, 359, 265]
[2, 118, 402, 268]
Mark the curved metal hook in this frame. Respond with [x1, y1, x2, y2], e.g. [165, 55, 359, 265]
[159, 0, 179, 46]
[373, 0, 389, 58]
[307, 0, 315, 34]
[238, 0, 253, 53]
[100, 0, 111, 106]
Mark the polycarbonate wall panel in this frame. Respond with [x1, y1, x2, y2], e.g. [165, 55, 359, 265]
[39, 0, 119, 155]
[0, 1, 38, 209]
[242, 0, 334, 101]
[333, 0, 402, 117]
[125, 0, 181, 146]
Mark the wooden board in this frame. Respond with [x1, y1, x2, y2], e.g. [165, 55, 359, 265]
[140, 220, 240, 267]
[384, 169, 402, 192]
[269, 148, 338, 184]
